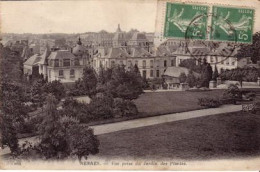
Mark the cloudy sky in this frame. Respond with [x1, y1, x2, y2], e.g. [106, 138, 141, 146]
[1, 0, 260, 34]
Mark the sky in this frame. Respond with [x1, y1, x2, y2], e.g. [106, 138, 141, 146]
[1, 0, 260, 34]
[0, 0, 157, 33]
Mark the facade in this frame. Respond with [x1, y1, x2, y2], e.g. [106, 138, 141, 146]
[24, 38, 90, 83]
[93, 45, 176, 79]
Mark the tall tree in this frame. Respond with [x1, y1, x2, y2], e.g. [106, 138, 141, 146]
[0, 82, 27, 153]
[212, 65, 219, 81]
[31, 79, 46, 108]
[43, 80, 65, 100]
[75, 66, 97, 96]
[179, 72, 187, 83]
[200, 63, 213, 87]
[186, 70, 197, 87]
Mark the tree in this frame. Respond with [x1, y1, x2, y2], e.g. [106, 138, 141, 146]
[105, 65, 144, 100]
[87, 93, 114, 120]
[113, 98, 138, 118]
[61, 97, 92, 123]
[33, 94, 99, 160]
[179, 72, 187, 83]
[186, 70, 197, 87]
[200, 63, 213, 87]
[237, 32, 260, 63]
[223, 84, 242, 104]
[31, 79, 46, 108]
[75, 66, 97, 96]
[43, 80, 65, 100]
[0, 82, 28, 153]
[212, 65, 219, 81]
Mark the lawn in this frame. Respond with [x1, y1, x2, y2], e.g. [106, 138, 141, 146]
[97, 111, 260, 160]
[134, 89, 225, 117]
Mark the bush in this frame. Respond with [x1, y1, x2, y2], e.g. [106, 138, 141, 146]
[88, 93, 114, 120]
[198, 97, 221, 108]
[252, 101, 260, 114]
[60, 97, 93, 123]
[222, 84, 242, 104]
[243, 92, 256, 101]
[113, 98, 138, 118]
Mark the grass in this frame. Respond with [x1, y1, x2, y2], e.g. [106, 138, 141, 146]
[134, 89, 225, 116]
[88, 89, 225, 126]
[97, 111, 260, 160]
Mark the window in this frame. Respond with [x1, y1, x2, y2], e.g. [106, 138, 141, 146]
[49, 70, 51, 79]
[70, 69, 75, 76]
[156, 70, 160, 77]
[54, 59, 59, 67]
[231, 60, 235, 66]
[164, 60, 167, 67]
[150, 60, 153, 68]
[111, 61, 115, 67]
[210, 57, 214, 63]
[142, 70, 147, 78]
[128, 60, 132, 67]
[74, 59, 80, 66]
[226, 60, 229, 65]
[150, 70, 154, 77]
[119, 60, 124, 65]
[157, 60, 160, 67]
[142, 60, 146, 68]
[171, 60, 175, 66]
[63, 59, 70, 66]
[135, 60, 138, 66]
[59, 70, 64, 77]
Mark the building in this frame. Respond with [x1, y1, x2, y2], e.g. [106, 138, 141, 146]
[163, 67, 200, 89]
[113, 24, 127, 47]
[93, 45, 176, 79]
[24, 38, 90, 83]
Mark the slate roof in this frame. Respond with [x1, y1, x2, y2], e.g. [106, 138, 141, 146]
[131, 32, 148, 41]
[48, 50, 75, 60]
[129, 47, 152, 57]
[105, 47, 130, 59]
[163, 67, 200, 78]
[37, 48, 50, 65]
[24, 54, 41, 66]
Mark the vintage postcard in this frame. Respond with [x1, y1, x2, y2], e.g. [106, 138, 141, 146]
[0, 0, 260, 170]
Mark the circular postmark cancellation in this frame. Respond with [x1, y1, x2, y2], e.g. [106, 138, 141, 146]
[184, 13, 238, 65]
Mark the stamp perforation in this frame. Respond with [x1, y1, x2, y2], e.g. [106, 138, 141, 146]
[158, 0, 255, 44]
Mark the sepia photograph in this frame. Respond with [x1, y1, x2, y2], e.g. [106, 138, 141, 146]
[0, 0, 260, 170]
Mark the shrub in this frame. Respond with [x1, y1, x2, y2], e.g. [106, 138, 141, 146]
[88, 93, 114, 120]
[60, 97, 93, 123]
[222, 84, 242, 104]
[113, 98, 138, 118]
[252, 101, 260, 114]
[243, 92, 256, 101]
[198, 97, 221, 108]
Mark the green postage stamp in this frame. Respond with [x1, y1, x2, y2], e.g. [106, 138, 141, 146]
[211, 6, 254, 43]
[163, 2, 254, 43]
[164, 2, 209, 40]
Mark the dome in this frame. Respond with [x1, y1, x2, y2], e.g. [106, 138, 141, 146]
[72, 37, 86, 56]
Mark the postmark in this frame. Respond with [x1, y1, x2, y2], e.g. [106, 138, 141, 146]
[210, 6, 254, 43]
[164, 2, 209, 40]
[184, 13, 238, 64]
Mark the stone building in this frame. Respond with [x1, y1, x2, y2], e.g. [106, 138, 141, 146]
[24, 38, 91, 83]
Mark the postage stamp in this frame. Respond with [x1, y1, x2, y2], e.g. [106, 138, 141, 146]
[210, 6, 254, 43]
[164, 2, 209, 40]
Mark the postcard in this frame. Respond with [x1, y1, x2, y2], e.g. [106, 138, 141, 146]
[0, 0, 260, 170]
